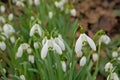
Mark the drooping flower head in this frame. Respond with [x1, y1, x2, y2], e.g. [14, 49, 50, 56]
[75, 33, 96, 57]
[100, 34, 111, 44]
[41, 37, 62, 59]
[16, 43, 30, 58]
[30, 23, 42, 37]
[80, 56, 86, 66]
[3, 24, 15, 37]
[41, 34, 65, 60]
[104, 62, 113, 72]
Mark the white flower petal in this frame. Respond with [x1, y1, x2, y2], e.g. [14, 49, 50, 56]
[34, 42, 39, 49]
[27, 48, 32, 54]
[100, 35, 111, 44]
[0, 5, 5, 13]
[8, 13, 14, 21]
[36, 25, 42, 36]
[34, 0, 40, 6]
[48, 11, 53, 19]
[75, 35, 83, 56]
[85, 34, 96, 51]
[28, 55, 34, 64]
[104, 62, 113, 72]
[70, 9, 76, 16]
[16, 46, 23, 58]
[42, 37, 47, 45]
[3, 24, 15, 36]
[21, 43, 30, 50]
[53, 41, 62, 55]
[30, 25, 35, 36]
[55, 38, 65, 51]
[41, 41, 49, 59]
[80, 56, 86, 66]
[92, 53, 99, 62]
[20, 75, 25, 80]
[112, 51, 118, 58]
[61, 61, 66, 72]
[76, 50, 83, 57]
[30, 24, 42, 37]
[112, 73, 119, 80]
[0, 41, 6, 51]
[0, 16, 5, 23]
[10, 36, 15, 43]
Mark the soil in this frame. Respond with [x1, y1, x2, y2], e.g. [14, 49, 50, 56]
[72, 0, 120, 39]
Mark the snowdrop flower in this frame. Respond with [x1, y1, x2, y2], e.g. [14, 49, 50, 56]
[92, 53, 99, 62]
[0, 16, 5, 23]
[34, 42, 39, 49]
[112, 51, 118, 58]
[3, 24, 15, 37]
[110, 72, 119, 80]
[10, 36, 16, 43]
[28, 55, 34, 63]
[34, 0, 40, 6]
[41, 38, 62, 59]
[75, 33, 96, 57]
[48, 11, 53, 19]
[16, 1, 25, 7]
[0, 41, 6, 51]
[16, 45, 23, 58]
[54, 1, 61, 8]
[54, 0, 66, 11]
[104, 62, 113, 72]
[61, 61, 66, 72]
[80, 56, 86, 66]
[30, 24, 42, 37]
[30, 16, 35, 20]
[70, 9, 76, 17]
[100, 34, 111, 44]
[54, 35, 65, 51]
[16, 43, 30, 58]
[0, 5, 5, 13]
[20, 75, 25, 80]
[27, 48, 32, 54]
[2, 68, 6, 74]
[8, 13, 14, 21]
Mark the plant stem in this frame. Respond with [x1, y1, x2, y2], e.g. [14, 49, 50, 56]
[93, 41, 101, 79]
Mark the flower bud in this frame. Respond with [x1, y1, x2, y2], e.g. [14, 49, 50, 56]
[0, 5, 5, 13]
[28, 55, 34, 64]
[61, 61, 66, 72]
[8, 13, 14, 21]
[48, 11, 53, 19]
[34, 42, 39, 49]
[92, 53, 99, 62]
[112, 51, 118, 58]
[20, 75, 25, 80]
[80, 56, 86, 66]
[27, 48, 32, 54]
[0, 41, 6, 51]
[104, 62, 113, 72]
[70, 9, 76, 17]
